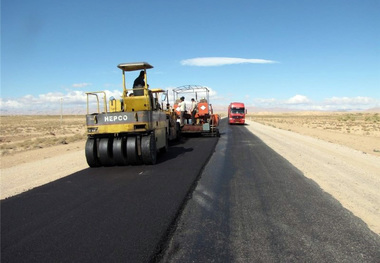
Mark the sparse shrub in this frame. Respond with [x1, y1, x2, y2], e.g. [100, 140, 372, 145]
[364, 113, 380, 123]
[0, 115, 86, 155]
[338, 114, 356, 122]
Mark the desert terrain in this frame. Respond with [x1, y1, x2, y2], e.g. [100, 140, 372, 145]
[1, 113, 379, 235]
[250, 112, 380, 156]
[0, 115, 86, 159]
[1, 113, 379, 161]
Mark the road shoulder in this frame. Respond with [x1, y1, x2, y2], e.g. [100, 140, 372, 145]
[245, 120, 380, 235]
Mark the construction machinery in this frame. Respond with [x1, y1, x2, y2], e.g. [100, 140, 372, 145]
[85, 62, 180, 167]
[172, 85, 220, 137]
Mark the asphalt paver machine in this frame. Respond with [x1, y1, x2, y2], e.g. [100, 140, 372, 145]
[172, 85, 220, 137]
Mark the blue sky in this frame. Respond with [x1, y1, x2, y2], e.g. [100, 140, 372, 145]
[1, 0, 379, 114]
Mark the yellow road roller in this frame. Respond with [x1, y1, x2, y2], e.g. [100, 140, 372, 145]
[85, 62, 180, 167]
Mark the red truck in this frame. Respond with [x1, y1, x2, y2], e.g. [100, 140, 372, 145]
[228, 102, 247, 124]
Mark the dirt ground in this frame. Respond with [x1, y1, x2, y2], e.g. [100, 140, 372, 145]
[250, 112, 380, 156]
[0, 115, 86, 157]
[1, 113, 379, 235]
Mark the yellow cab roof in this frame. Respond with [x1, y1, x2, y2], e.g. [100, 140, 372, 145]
[150, 88, 165, 93]
[117, 62, 153, 71]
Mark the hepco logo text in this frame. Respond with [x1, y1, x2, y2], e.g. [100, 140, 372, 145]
[104, 115, 128, 122]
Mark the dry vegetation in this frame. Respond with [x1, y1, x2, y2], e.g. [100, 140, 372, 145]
[0, 115, 86, 156]
[248, 112, 380, 156]
[1, 112, 379, 158]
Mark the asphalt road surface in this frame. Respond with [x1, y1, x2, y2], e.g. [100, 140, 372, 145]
[160, 120, 380, 262]
[1, 135, 218, 263]
[2, 119, 380, 263]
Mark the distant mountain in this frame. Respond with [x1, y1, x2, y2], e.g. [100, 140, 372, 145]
[364, 107, 380, 113]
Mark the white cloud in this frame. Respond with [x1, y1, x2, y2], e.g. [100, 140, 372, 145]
[2, 91, 379, 114]
[324, 96, 376, 105]
[0, 98, 23, 109]
[39, 92, 66, 103]
[252, 98, 277, 107]
[249, 95, 379, 111]
[0, 89, 124, 114]
[286, 95, 311, 105]
[181, 57, 278, 67]
[206, 86, 218, 97]
[72, 83, 92, 88]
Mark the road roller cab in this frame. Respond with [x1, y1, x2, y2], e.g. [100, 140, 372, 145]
[85, 62, 179, 167]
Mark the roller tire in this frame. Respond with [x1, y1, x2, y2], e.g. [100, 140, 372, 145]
[113, 137, 128, 166]
[85, 138, 101, 168]
[160, 131, 169, 153]
[141, 133, 157, 165]
[98, 137, 114, 166]
[126, 136, 139, 164]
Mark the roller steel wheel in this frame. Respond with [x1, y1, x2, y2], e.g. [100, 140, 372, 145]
[126, 136, 139, 164]
[113, 137, 128, 166]
[85, 138, 101, 167]
[98, 137, 114, 166]
[141, 133, 157, 165]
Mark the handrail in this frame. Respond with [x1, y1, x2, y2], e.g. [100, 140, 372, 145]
[86, 91, 107, 114]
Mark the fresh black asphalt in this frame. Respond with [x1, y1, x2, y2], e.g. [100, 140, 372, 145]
[1, 135, 218, 263]
[160, 119, 380, 262]
[2, 119, 380, 263]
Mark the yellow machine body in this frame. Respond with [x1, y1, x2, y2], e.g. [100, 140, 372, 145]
[84, 62, 178, 167]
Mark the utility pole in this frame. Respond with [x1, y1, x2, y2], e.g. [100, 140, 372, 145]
[60, 98, 63, 126]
